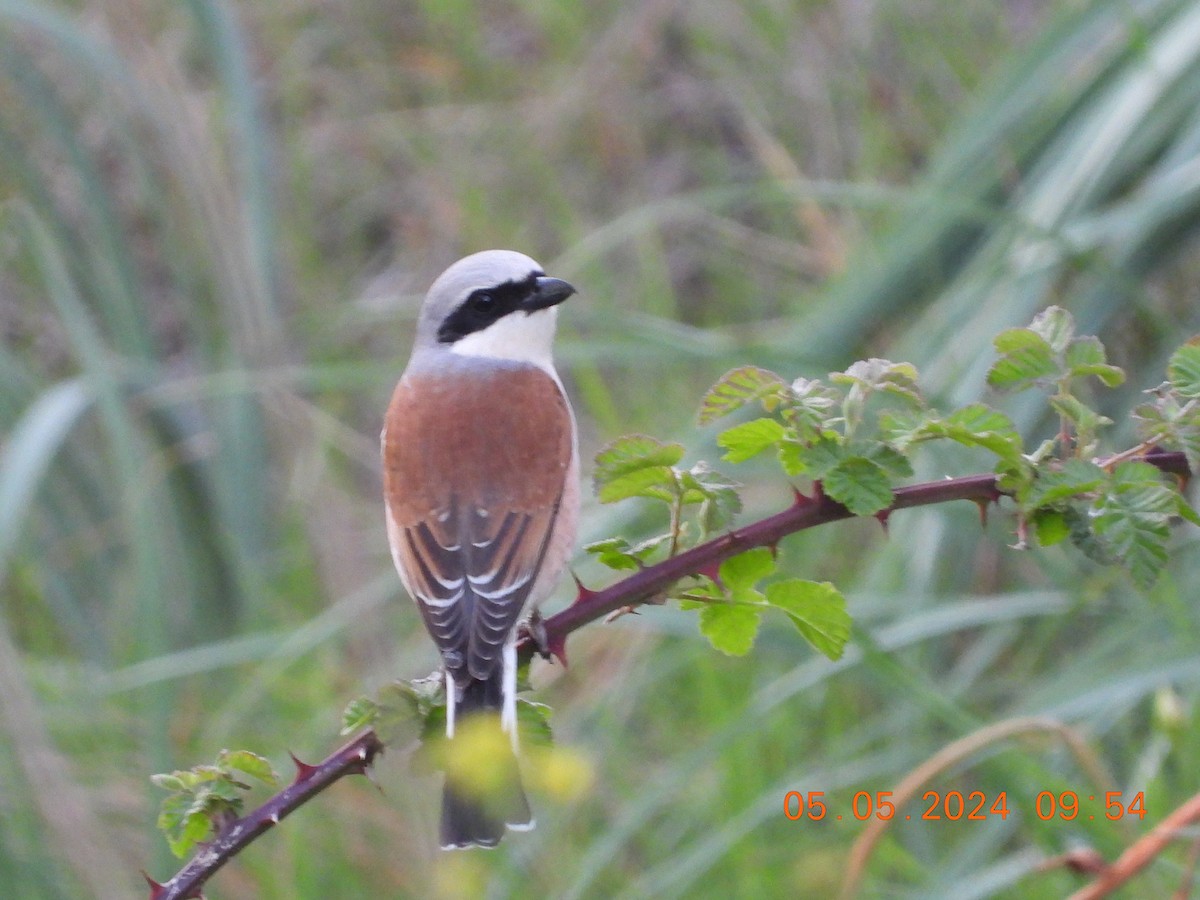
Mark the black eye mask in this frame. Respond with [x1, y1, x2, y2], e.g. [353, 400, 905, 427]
[437, 271, 575, 343]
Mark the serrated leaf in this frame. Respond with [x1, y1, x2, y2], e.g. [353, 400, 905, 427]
[597, 465, 679, 504]
[717, 417, 787, 462]
[1168, 339, 1200, 398]
[593, 435, 684, 502]
[766, 580, 851, 661]
[858, 442, 914, 479]
[778, 440, 807, 476]
[1023, 459, 1106, 508]
[1029, 306, 1075, 354]
[988, 328, 1058, 390]
[699, 602, 762, 656]
[698, 366, 788, 425]
[943, 404, 1024, 463]
[795, 436, 843, 479]
[219, 750, 279, 787]
[719, 547, 776, 590]
[1066, 336, 1125, 387]
[1092, 462, 1177, 589]
[822, 456, 893, 516]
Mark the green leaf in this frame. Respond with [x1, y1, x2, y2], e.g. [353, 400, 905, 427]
[717, 417, 787, 462]
[585, 533, 673, 570]
[1023, 458, 1106, 508]
[1028, 306, 1075, 354]
[988, 328, 1058, 390]
[584, 536, 644, 571]
[598, 465, 678, 504]
[777, 440, 806, 477]
[679, 462, 742, 534]
[341, 696, 380, 735]
[1049, 394, 1112, 453]
[218, 749, 279, 787]
[943, 404, 1024, 463]
[151, 773, 187, 792]
[822, 456, 893, 516]
[1133, 392, 1200, 476]
[516, 700, 554, 750]
[858, 442, 914, 479]
[699, 602, 763, 656]
[783, 377, 840, 442]
[179, 807, 214, 857]
[1168, 338, 1200, 398]
[593, 435, 685, 502]
[372, 681, 425, 744]
[1065, 336, 1125, 387]
[1032, 509, 1069, 546]
[766, 580, 851, 661]
[156, 792, 189, 832]
[832, 358, 922, 404]
[1092, 462, 1177, 589]
[719, 547, 776, 589]
[794, 436, 843, 480]
[698, 366, 788, 425]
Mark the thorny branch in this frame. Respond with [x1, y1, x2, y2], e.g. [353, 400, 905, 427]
[148, 449, 1191, 899]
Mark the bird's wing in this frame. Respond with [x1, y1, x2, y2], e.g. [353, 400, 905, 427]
[383, 362, 573, 682]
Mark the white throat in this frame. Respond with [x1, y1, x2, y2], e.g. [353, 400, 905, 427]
[449, 307, 559, 373]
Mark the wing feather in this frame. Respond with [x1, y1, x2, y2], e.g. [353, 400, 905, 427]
[382, 362, 573, 683]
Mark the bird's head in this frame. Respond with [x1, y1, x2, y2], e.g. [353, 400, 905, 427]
[413, 250, 575, 368]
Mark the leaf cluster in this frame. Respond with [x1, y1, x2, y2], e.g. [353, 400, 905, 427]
[587, 307, 1198, 667]
[151, 750, 280, 859]
[981, 309, 1199, 588]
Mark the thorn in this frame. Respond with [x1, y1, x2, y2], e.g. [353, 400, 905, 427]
[290, 752, 319, 785]
[766, 541, 779, 559]
[791, 486, 812, 507]
[694, 560, 723, 584]
[973, 498, 989, 529]
[571, 571, 599, 605]
[875, 508, 891, 534]
[142, 872, 165, 900]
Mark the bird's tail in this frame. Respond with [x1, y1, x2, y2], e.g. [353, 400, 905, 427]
[440, 674, 533, 850]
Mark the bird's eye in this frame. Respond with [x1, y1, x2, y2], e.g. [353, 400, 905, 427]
[469, 292, 495, 312]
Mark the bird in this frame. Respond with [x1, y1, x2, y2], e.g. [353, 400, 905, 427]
[381, 249, 579, 850]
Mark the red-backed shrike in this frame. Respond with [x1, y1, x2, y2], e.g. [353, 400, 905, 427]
[382, 250, 579, 849]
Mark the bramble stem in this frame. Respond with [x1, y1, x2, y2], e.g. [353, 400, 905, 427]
[147, 449, 1189, 897]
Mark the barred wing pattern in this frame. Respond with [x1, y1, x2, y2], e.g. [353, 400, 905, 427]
[383, 360, 572, 684]
[397, 501, 558, 679]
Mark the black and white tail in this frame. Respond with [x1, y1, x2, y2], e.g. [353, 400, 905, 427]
[440, 672, 533, 850]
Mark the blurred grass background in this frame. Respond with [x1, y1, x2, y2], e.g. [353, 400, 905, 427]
[2, 0, 1200, 897]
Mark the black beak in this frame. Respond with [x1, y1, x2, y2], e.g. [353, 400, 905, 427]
[522, 276, 576, 312]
